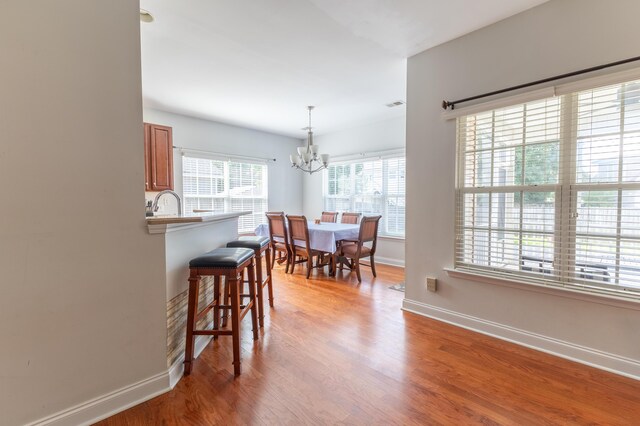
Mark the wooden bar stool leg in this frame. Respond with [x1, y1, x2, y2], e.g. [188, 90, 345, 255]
[265, 246, 274, 307]
[184, 273, 200, 375]
[221, 278, 229, 328]
[247, 259, 259, 340]
[229, 271, 242, 376]
[213, 275, 220, 340]
[255, 250, 265, 327]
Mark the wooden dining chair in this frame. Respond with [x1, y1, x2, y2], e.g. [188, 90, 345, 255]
[266, 212, 290, 273]
[321, 211, 338, 223]
[337, 215, 381, 282]
[286, 215, 332, 278]
[340, 212, 361, 224]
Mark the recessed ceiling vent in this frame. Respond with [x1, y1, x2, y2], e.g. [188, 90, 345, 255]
[386, 100, 405, 108]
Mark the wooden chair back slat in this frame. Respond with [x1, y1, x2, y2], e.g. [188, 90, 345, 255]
[341, 212, 361, 224]
[321, 211, 338, 223]
[359, 215, 381, 245]
[266, 212, 287, 240]
[287, 215, 309, 246]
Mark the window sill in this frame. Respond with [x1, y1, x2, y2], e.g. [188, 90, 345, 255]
[444, 268, 640, 311]
[379, 235, 405, 241]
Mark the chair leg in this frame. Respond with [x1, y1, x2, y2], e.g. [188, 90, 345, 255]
[255, 252, 265, 328]
[229, 272, 242, 376]
[370, 255, 377, 277]
[184, 274, 200, 375]
[213, 275, 220, 340]
[270, 244, 277, 270]
[265, 247, 274, 307]
[355, 258, 362, 283]
[306, 255, 312, 279]
[289, 251, 295, 274]
[247, 259, 259, 340]
[329, 253, 336, 277]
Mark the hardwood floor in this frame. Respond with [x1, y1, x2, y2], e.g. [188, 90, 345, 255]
[98, 263, 640, 425]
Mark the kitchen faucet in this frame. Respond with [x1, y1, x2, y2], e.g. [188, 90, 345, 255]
[152, 190, 182, 215]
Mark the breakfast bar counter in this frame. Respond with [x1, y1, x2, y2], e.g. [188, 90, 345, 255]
[147, 211, 250, 233]
[147, 211, 250, 381]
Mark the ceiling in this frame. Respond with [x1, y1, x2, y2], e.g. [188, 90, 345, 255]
[140, 0, 548, 137]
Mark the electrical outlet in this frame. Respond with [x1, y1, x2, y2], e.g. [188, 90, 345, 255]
[426, 277, 437, 292]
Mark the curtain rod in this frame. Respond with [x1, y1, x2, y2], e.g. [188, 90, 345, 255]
[173, 146, 276, 162]
[331, 147, 405, 163]
[441, 55, 640, 110]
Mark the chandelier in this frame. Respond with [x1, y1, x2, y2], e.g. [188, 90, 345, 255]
[290, 106, 329, 174]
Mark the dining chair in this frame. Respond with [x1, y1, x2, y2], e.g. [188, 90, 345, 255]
[286, 214, 332, 278]
[321, 211, 338, 223]
[266, 212, 291, 273]
[337, 215, 381, 282]
[335, 212, 362, 264]
[340, 212, 361, 224]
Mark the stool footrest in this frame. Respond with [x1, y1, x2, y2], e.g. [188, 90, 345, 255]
[239, 303, 254, 321]
[195, 302, 218, 322]
[193, 329, 233, 336]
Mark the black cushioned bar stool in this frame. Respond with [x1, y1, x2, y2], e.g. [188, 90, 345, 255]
[184, 247, 258, 376]
[227, 236, 273, 327]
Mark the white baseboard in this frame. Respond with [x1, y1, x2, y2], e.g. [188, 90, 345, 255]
[372, 256, 404, 267]
[402, 298, 640, 381]
[29, 335, 214, 426]
[27, 371, 170, 426]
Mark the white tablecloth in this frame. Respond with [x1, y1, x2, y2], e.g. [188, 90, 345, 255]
[255, 221, 360, 253]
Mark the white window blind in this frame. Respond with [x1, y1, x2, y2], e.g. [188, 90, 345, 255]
[456, 78, 640, 299]
[324, 156, 405, 237]
[182, 156, 268, 233]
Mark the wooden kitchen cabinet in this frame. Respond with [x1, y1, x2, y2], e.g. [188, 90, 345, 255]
[144, 123, 173, 191]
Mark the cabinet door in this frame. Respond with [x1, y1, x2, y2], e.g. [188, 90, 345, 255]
[149, 124, 173, 191]
[143, 123, 151, 191]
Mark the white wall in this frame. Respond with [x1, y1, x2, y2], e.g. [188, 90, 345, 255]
[143, 108, 303, 216]
[302, 116, 406, 265]
[0, 1, 168, 425]
[405, 0, 640, 379]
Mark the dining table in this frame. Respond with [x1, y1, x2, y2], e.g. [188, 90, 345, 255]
[254, 221, 360, 254]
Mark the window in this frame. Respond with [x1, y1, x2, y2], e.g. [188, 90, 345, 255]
[323, 155, 405, 237]
[182, 156, 268, 233]
[456, 77, 640, 299]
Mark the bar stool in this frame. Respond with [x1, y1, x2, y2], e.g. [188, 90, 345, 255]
[227, 236, 273, 327]
[184, 247, 258, 376]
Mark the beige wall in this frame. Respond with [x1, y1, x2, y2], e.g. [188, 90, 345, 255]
[405, 0, 640, 378]
[0, 1, 167, 424]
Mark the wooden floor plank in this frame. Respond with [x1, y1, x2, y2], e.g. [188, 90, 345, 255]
[97, 263, 640, 425]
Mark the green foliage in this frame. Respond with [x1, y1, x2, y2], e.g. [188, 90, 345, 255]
[515, 142, 559, 204]
[580, 191, 617, 207]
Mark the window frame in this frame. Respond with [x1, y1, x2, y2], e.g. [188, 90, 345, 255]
[455, 78, 640, 301]
[323, 154, 406, 238]
[181, 154, 268, 234]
